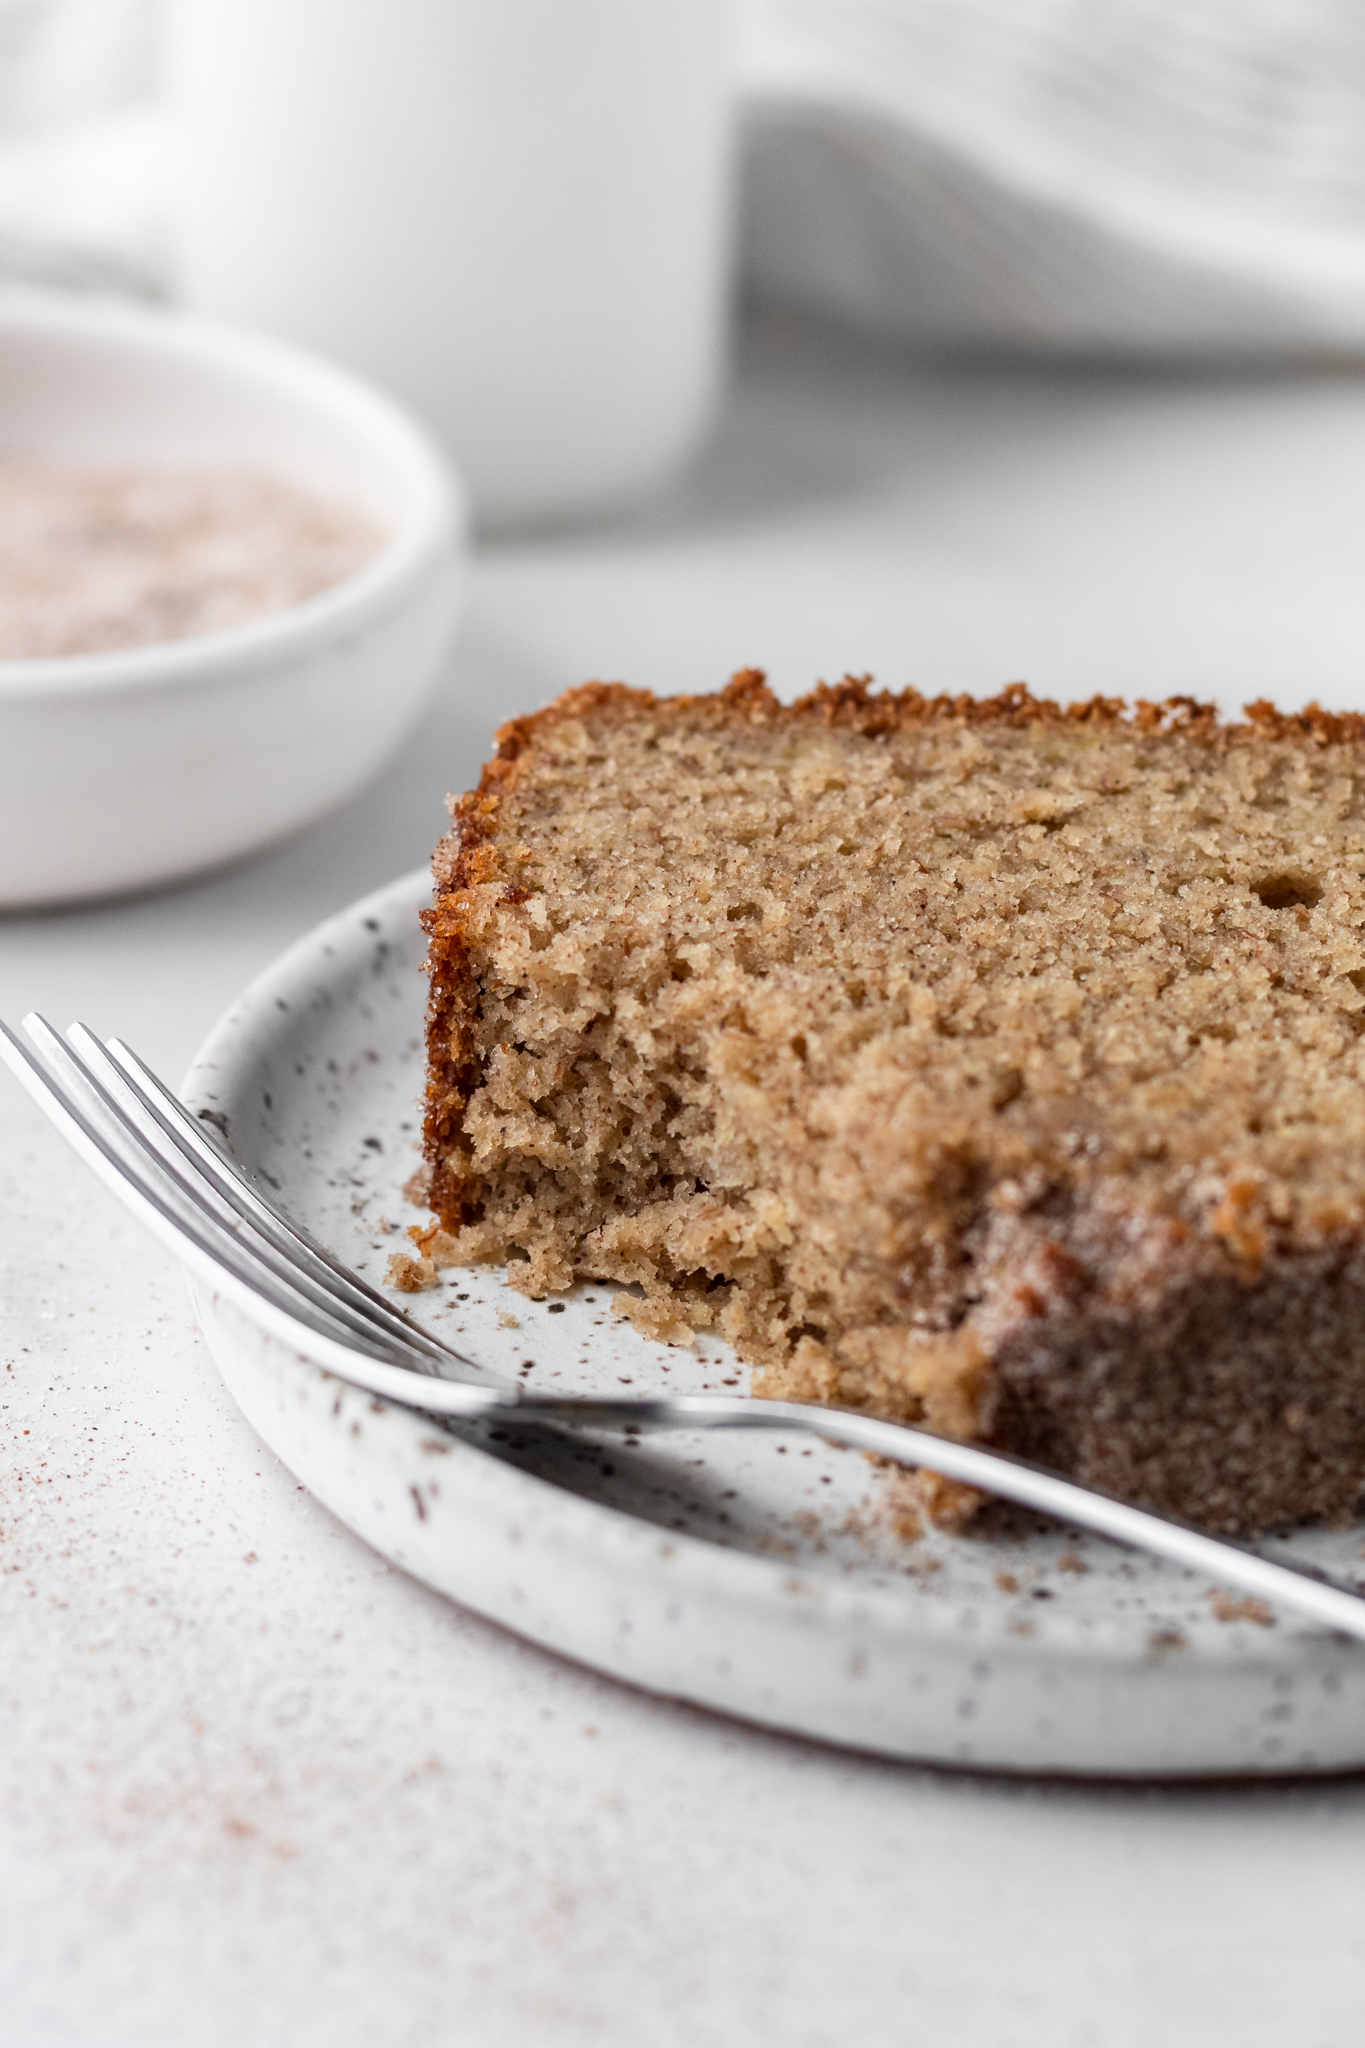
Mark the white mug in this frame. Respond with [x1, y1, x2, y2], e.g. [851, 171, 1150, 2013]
[166, 0, 736, 527]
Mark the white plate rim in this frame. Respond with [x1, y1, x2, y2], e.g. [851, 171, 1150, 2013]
[180, 869, 1365, 1776]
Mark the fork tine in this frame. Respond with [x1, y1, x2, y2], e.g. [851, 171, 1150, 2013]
[11, 1016, 451, 1378]
[0, 1014, 510, 1426]
[0, 1017, 405, 1366]
[73, 1024, 461, 1366]
[22, 1014, 449, 1372]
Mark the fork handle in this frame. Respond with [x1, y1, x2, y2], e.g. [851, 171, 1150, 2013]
[282, 1358, 1365, 1648]
[8, 1011, 1365, 1649]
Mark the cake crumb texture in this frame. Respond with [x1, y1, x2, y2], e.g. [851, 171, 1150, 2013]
[422, 671, 1365, 1534]
[386, 1251, 440, 1293]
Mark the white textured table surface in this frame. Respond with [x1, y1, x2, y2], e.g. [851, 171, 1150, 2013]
[5, 319, 1365, 2048]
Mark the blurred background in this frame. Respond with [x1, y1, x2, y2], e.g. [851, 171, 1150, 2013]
[8, 0, 1365, 363]
[5, 0, 1365, 896]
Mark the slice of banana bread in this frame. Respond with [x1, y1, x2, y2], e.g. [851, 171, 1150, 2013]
[419, 670, 1365, 1535]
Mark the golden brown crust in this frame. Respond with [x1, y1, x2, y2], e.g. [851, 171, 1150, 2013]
[418, 670, 1365, 1530]
[422, 667, 1365, 1214]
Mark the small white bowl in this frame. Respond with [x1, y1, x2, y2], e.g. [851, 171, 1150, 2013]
[0, 289, 466, 907]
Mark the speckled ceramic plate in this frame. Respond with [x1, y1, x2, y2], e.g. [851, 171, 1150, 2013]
[182, 870, 1365, 1776]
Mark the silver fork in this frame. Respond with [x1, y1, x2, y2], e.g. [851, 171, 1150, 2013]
[6, 1011, 1365, 1645]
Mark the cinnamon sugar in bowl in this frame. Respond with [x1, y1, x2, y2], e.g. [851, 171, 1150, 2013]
[0, 290, 465, 907]
[0, 461, 385, 660]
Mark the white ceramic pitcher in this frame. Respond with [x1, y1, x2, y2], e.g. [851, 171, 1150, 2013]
[166, 0, 736, 528]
